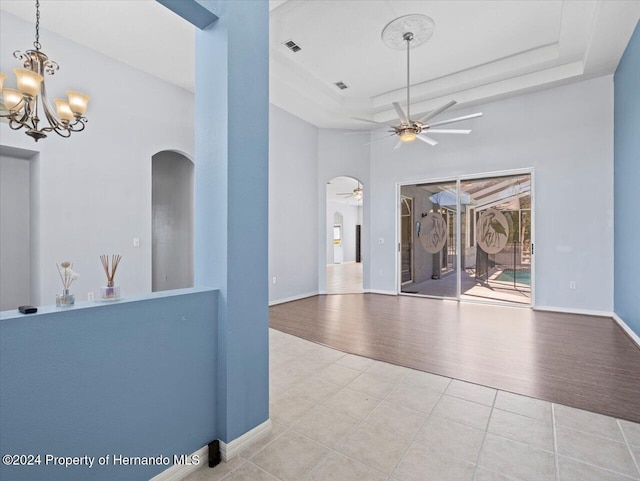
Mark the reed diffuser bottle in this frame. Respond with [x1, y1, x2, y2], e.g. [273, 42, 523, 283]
[100, 254, 122, 301]
[56, 261, 79, 307]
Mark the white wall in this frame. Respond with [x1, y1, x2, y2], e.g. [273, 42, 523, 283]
[368, 76, 614, 312]
[318, 130, 371, 292]
[0, 154, 31, 309]
[0, 13, 194, 306]
[269, 105, 319, 303]
[326, 201, 359, 264]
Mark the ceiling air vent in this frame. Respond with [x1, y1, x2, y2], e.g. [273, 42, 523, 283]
[283, 39, 301, 52]
[334, 81, 348, 90]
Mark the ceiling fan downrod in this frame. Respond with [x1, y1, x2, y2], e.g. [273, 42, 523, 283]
[404, 31, 413, 123]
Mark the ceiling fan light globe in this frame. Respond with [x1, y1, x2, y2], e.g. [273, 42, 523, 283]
[400, 130, 416, 142]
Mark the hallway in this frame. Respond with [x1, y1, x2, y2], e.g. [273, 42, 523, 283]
[326, 262, 363, 294]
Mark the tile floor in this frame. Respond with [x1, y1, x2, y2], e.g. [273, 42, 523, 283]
[326, 262, 363, 294]
[184, 329, 640, 481]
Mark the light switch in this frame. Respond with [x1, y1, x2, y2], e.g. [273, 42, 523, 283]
[133, 237, 140, 247]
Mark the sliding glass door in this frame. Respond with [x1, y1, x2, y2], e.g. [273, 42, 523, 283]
[400, 172, 532, 305]
[400, 180, 458, 299]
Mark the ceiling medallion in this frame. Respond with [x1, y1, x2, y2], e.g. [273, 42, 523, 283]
[0, 0, 90, 142]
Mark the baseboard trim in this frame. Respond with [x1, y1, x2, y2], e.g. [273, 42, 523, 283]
[149, 445, 208, 481]
[533, 306, 613, 318]
[269, 292, 318, 306]
[613, 313, 640, 348]
[365, 289, 398, 296]
[220, 419, 272, 461]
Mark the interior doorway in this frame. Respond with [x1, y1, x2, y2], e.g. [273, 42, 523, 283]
[326, 176, 364, 294]
[152, 150, 194, 292]
[399, 171, 533, 306]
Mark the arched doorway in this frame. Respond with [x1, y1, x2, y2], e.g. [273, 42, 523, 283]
[326, 176, 363, 294]
[152, 150, 194, 292]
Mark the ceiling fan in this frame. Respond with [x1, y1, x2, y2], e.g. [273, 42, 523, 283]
[352, 15, 483, 149]
[338, 183, 363, 201]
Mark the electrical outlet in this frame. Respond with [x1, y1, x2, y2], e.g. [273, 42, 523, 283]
[272, 277, 277, 284]
[569, 281, 576, 289]
[87, 292, 95, 301]
[133, 237, 140, 247]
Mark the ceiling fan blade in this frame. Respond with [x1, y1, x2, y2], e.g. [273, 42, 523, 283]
[392, 102, 409, 124]
[427, 112, 483, 128]
[394, 139, 404, 150]
[416, 134, 438, 146]
[424, 129, 471, 134]
[352, 117, 397, 127]
[417, 100, 457, 123]
[365, 133, 397, 145]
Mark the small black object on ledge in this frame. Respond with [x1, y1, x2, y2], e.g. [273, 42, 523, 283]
[18, 305, 37, 314]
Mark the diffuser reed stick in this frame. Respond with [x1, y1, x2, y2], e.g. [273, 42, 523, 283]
[100, 254, 122, 301]
[100, 254, 122, 284]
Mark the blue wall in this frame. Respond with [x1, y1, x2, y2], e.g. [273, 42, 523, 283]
[0, 289, 218, 481]
[614, 21, 640, 337]
[194, 0, 270, 442]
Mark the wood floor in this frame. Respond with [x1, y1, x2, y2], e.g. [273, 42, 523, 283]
[270, 293, 640, 423]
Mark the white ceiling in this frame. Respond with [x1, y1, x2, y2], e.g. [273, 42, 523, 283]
[1, 0, 638, 128]
[0, 0, 196, 92]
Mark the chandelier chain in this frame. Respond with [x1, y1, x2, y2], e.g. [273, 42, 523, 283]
[34, 0, 41, 50]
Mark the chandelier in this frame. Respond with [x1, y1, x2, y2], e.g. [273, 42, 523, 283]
[0, 0, 90, 142]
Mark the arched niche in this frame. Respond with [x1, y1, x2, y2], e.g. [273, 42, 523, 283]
[152, 150, 194, 292]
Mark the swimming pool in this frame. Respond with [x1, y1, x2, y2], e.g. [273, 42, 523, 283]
[496, 269, 531, 286]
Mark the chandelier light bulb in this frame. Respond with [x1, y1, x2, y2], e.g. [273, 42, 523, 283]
[2, 88, 24, 111]
[54, 99, 74, 122]
[14, 68, 43, 97]
[66, 90, 90, 115]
